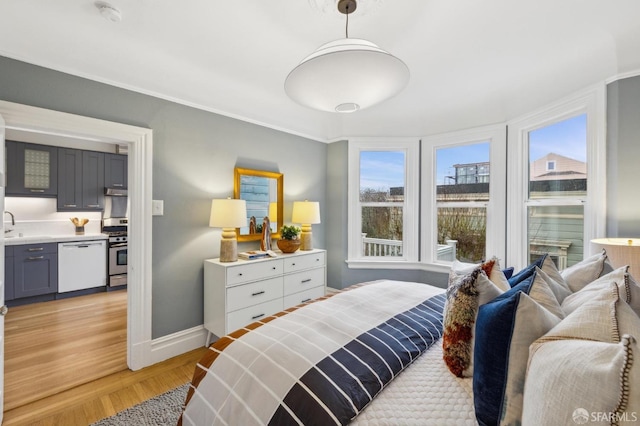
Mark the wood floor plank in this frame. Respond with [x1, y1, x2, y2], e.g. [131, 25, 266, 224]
[3, 289, 207, 425]
[4, 291, 128, 411]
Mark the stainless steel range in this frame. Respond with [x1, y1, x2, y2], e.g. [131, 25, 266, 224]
[103, 187, 129, 288]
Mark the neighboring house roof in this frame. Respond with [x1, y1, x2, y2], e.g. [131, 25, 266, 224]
[530, 153, 586, 181]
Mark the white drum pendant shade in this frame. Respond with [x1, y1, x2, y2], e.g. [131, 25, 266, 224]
[285, 38, 410, 113]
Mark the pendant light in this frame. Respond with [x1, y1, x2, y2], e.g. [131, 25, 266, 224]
[285, 0, 409, 113]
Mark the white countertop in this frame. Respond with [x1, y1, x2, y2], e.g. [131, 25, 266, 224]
[4, 233, 109, 246]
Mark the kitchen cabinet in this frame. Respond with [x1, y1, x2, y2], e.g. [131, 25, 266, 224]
[204, 249, 326, 344]
[6, 141, 58, 197]
[104, 153, 128, 188]
[12, 242, 58, 299]
[5, 246, 14, 302]
[57, 148, 105, 211]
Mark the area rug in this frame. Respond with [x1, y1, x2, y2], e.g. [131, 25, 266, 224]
[91, 383, 188, 426]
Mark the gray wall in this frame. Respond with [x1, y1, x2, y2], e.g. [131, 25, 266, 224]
[606, 76, 640, 238]
[0, 56, 326, 338]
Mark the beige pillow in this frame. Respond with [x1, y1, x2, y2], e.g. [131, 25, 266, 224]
[560, 250, 608, 292]
[533, 267, 572, 306]
[625, 272, 640, 316]
[522, 283, 640, 425]
[561, 266, 629, 315]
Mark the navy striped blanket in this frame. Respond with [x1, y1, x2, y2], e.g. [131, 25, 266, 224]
[180, 280, 446, 426]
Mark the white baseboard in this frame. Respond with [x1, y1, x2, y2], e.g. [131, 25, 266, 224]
[150, 325, 208, 365]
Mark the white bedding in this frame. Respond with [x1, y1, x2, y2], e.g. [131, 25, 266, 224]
[181, 280, 477, 425]
[352, 337, 477, 425]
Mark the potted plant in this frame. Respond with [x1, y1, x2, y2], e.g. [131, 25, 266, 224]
[277, 225, 301, 253]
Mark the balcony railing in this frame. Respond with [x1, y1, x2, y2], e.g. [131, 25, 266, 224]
[361, 234, 458, 260]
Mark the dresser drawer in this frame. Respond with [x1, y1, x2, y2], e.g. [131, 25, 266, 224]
[226, 259, 284, 286]
[227, 298, 284, 334]
[283, 285, 325, 309]
[227, 277, 283, 312]
[284, 267, 325, 296]
[283, 251, 325, 273]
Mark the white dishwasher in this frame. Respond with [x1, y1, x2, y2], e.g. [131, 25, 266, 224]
[58, 240, 107, 293]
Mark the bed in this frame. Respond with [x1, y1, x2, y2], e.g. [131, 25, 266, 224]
[180, 252, 640, 426]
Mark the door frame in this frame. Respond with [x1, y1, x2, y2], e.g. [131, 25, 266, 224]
[0, 100, 154, 370]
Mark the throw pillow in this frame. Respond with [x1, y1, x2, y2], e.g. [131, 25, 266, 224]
[560, 249, 609, 292]
[522, 284, 640, 425]
[452, 257, 511, 292]
[561, 266, 629, 315]
[442, 267, 504, 377]
[507, 254, 569, 292]
[625, 272, 640, 316]
[473, 288, 561, 426]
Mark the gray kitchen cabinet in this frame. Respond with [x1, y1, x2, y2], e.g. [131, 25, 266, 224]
[6, 141, 58, 197]
[5, 246, 14, 302]
[104, 153, 127, 188]
[57, 148, 105, 211]
[13, 243, 58, 299]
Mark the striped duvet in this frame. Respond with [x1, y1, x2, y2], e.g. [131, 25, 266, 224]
[180, 280, 446, 425]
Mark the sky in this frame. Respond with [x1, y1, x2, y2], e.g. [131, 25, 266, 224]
[360, 113, 587, 189]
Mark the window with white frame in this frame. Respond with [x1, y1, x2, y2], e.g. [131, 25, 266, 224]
[421, 125, 506, 267]
[347, 139, 419, 267]
[507, 87, 606, 271]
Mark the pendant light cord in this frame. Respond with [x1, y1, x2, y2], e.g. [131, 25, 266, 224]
[345, 3, 349, 38]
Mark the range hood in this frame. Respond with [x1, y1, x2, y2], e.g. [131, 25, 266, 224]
[105, 187, 128, 196]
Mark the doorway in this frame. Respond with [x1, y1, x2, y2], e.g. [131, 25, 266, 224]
[0, 102, 154, 379]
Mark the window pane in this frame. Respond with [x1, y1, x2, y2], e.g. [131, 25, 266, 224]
[360, 151, 405, 202]
[361, 206, 403, 257]
[528, 205, 584, 269]
[529, 114, 587, 198]
[436, 142, 490, 192]
[437, 207, 486, 263]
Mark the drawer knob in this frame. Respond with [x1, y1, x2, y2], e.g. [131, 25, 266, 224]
[251, 291, 265, 296]
[238, 273, 243, 276]
[272, 267, 276, 270]
[28, 248, 44, 252]
[301, 278, 312, 283]
[252, 313, 265, 320]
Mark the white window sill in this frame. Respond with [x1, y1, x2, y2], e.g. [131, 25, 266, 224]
[345, 259, 451, 274]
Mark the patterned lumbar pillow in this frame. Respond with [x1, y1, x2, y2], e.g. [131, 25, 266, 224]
[442, 267, 504, 377]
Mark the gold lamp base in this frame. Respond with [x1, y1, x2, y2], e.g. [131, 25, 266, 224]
[300, 224, 313, 251]
[219, 228, 238, 262]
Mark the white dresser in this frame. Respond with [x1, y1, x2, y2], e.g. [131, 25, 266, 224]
[204, 249, 326, 344]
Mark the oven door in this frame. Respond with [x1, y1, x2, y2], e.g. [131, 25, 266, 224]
[109, 243, 128, 276]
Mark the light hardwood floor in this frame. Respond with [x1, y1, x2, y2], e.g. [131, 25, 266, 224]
[3, 290, 208, 425]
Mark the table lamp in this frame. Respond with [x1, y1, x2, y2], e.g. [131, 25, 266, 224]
[210, 198, 247, 262]
[292, 200, 320, 251]
[591, 238, 640, 278]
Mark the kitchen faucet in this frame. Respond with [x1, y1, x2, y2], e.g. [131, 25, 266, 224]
[4, 211, 15, 233]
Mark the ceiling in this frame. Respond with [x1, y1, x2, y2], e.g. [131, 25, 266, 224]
[1, 0, 639, 142]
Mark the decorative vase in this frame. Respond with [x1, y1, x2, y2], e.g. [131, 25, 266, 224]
[277, 239, 301, 253]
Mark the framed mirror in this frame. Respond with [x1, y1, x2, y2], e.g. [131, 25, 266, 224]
[234, 167, 284, 242]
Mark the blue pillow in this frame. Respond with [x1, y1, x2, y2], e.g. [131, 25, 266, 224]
[507, 254, 547, 287]
[501, 267, 514, 280]
[473, 272, 561, 426]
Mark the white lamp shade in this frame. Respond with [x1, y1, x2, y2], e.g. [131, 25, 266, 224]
[285, 38, 409, 113]
[209, 199, 247, 228]
[292, 201, 321, 224]
[591, 238, 640, 277]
